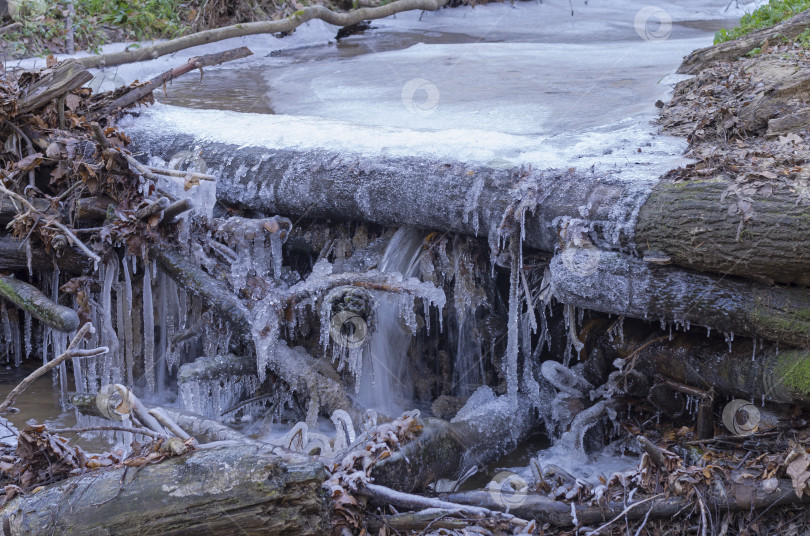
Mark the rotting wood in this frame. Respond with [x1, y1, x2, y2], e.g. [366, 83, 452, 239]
[19, 59, 92, 113]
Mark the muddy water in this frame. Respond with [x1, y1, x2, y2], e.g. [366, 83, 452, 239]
[0, 366, 111, 451]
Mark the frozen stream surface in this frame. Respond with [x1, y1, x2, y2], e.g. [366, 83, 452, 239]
[110, 0, 751, 174]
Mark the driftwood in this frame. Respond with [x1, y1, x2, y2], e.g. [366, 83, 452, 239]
[77, 0, 448, 69]
[0, 274, 79, 332]
[19, 59, 92, 113]
[92, 47, 254, 118]
[548, 252, 810, 348]
[678, 10, 810, 74]
[129, 136, 810, 288]
[0, 445, 331, 535]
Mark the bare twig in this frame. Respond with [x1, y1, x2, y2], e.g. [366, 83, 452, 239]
[584, 494, 663, 536]
[0, 323, 106, 414]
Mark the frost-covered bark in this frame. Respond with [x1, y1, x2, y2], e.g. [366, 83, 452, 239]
[129, 134, 810, 286]
[548, 252, 810, 349]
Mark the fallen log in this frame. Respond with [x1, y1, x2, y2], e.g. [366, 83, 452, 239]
[678, 10, 810, 75]
[0, 274, 79, 332]
[0, 445, 331, 535]
[128, 135, 810, 287]
[0, 197, 50, 225]
[548, 251, 810, 348]
[0, 236, 89, 273]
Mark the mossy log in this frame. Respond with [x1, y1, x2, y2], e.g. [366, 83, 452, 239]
[129, 135, 810, 287]
[637, 177, 810, 287]
[677, 10, 810, 75]
[0, 274, 79, 332]
[0, 445, 331, 535]
[548, 252, 810, 349]
[580, 317, 810, 405]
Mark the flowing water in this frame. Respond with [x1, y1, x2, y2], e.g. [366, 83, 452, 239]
[357, 227, 425, 414]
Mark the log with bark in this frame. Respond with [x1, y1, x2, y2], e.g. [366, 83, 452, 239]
[442, 477, 810, 527]
[0, 445, 331, 535]
[129, 135, 810, 288]
[0, 236, 89, 273]
[0, 274, 79, 332]
[547, 251, 810, 349]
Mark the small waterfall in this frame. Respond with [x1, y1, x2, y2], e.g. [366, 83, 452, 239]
[356, 227, 425, 415]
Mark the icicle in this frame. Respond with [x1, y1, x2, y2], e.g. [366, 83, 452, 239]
[563, 304, 584, 366]
[269, 231, 283, 280]
[505, 236, 520, 403]
[100, 257, 121, 386]
[143, 264, 155, 394]
[253, 231, 268, 278]
[1, 302, 13, 366]
[122, 255, 135, 386]
[24, 312, 32, 359]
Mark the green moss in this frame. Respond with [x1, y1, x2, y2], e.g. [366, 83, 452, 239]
[774, 349, 810, 395]
[715, 0, 810, 44]
[750, 304, 810, 343]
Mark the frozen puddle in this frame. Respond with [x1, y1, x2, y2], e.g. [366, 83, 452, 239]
[118, 0, 750, 173]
